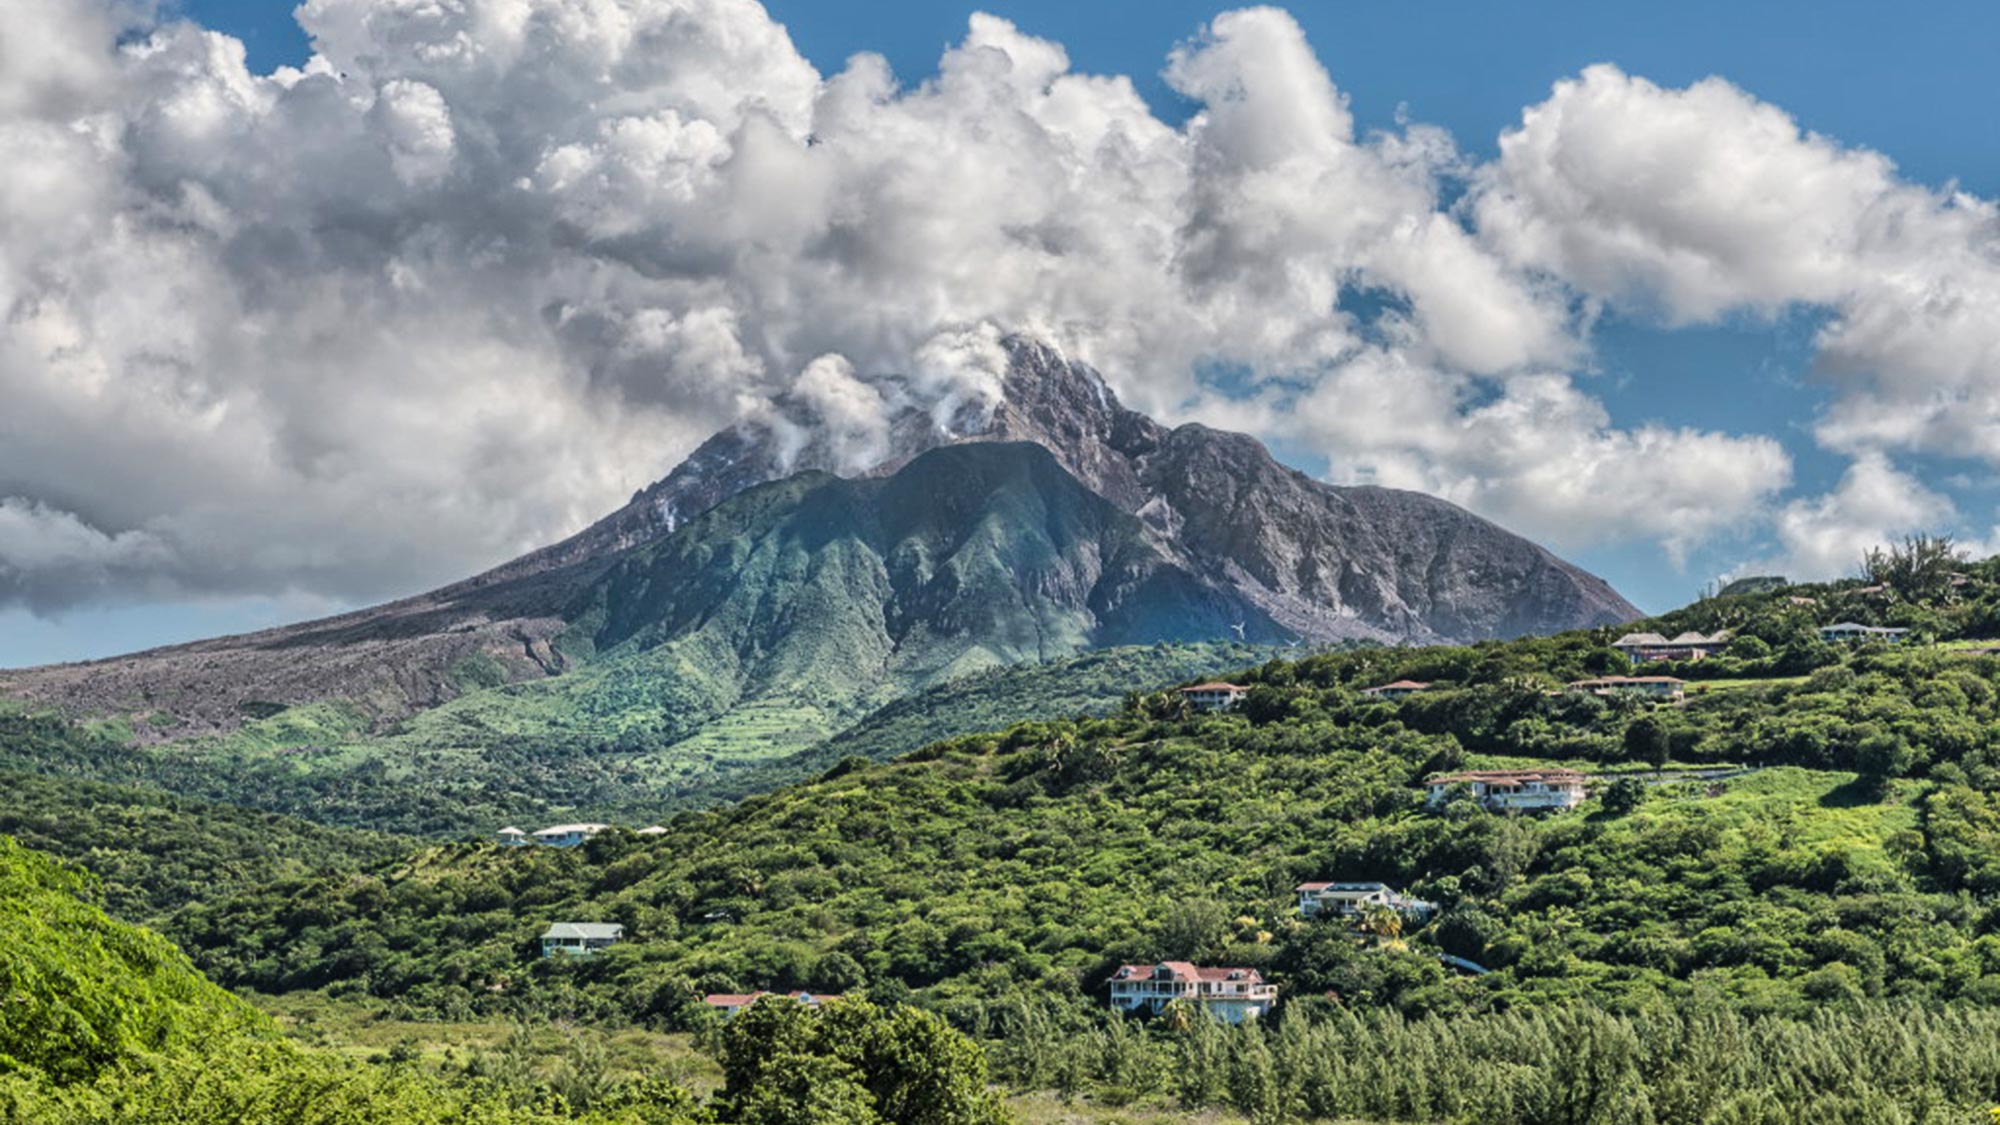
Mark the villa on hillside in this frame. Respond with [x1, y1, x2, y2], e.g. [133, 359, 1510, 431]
[1568, 675, 1686, 701]
[1610, 631, 1730, 663]
[703, 991, 841, 1019]
[540, 922, 624, 957]
[1107, 962, 1277, 1023]
[1425, 769, 1587, 812]
[532, 823, 610, 847]
[1820, 622, 1910, 644]
[1360, 680, 1432, 700]
[1180, 682, 1249, 712]
[1296, 881, 1437, 921]
[496, 827, 530, 847]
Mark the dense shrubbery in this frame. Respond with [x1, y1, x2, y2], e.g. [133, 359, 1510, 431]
[0, 768, 402, 922]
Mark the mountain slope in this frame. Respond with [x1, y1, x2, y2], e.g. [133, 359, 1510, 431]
[0, 336, 1635, 754]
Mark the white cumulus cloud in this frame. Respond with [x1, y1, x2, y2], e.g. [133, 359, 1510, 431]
[0, 1, 1837, 619]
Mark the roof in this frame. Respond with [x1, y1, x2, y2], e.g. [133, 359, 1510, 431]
[1427, 768, 1587, 786]
[1180, 682, 1248, 693]
[1821, 621, 1908, 633]
[1362, 680, 1431, 693]
[542, 922, 624, 941]
[703, 991, 841, 1007]
[636, 826, 668, 835]
[533, 823, 610, 837]
[1569, 675, 1686, 687]
[1297, 881, 1389, 894]
[496, 827, 526, 835]
[1110, 963, 1266, 984]
[1610, 632, 1671, 647]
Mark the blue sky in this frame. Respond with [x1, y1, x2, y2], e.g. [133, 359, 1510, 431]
[7, 0, 2000, 665]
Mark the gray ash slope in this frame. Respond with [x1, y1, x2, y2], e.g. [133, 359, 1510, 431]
[0, 337, 1636, 738]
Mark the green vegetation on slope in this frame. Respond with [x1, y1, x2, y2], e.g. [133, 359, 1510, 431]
[0, 769, 404, 923]
[0, 832, 1005, 1123]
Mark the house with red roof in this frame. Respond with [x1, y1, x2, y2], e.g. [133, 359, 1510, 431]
[1107, 962, 1276, 1023]
[702, 991, 842, 1019]
[1360, 679, 1431, 700]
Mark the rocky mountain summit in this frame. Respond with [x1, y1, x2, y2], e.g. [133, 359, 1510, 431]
[0, 337, 1635, 740]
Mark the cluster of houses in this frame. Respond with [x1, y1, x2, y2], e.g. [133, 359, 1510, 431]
[498, 823, 668, 847]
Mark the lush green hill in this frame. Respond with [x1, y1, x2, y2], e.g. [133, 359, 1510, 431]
[0, 831, 1001, 1123]
[154, 558, 2000, 1119]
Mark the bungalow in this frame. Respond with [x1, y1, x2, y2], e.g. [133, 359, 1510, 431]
[1107, 962, 1277, 1024]
[1179, 682, 1249, 712]
[496, 827, 530, 847]
[1360, 680, 1432, 700]
[1568, 675, 1686, 701]
[1425, 769, 1588, 812]
[532, 823, 610, 848]
[1296, 881, 1437, 921]
[540, 922, 624, 957]
[1610, 631, 1730, 663]
[1820, 622, 1910, 644]
[702, 991, 841, 1019]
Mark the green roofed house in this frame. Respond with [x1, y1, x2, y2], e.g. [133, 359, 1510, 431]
[540, 922, 624, 957]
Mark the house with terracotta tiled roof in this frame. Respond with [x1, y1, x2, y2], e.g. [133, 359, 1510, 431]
[1360, 680, 1432, 700]
[1179, 682, 1249, 712]
[1107, 962, 1276, 1023]
[702, 991, 842, 1019]
[1425, 769, 1587, 812]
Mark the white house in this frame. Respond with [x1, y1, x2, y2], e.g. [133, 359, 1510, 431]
[1296, 881, 1437, 921]
[1425, 769, 1588, 812]
[702, 991, 841, 1019]
[1820, 622, 1910, 644]
[540, 922, 624, 957]
[1568, 675, 1686, 701]
[532, 823, 610, 848]
[1179, 682, 1249, 712]
[1610, 631, 1730, 664]
[1107, 962, 1277, 1023]
[1360, 680, 1432, 700]
[636, 826, 669, 836]
[496, 827, 530, 847]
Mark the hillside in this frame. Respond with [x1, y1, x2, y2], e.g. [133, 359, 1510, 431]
[0, 831, 1003, 1123]
[153, 561, 2000, 1119]
[0, 759, 405, 922]
[0, 337, 1635, 763]
[164, 556, 2000, 1008]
